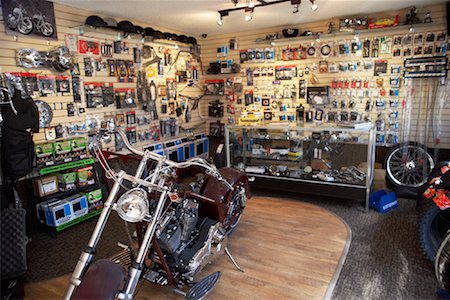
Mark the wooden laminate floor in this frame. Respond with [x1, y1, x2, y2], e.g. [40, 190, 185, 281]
[25, 196, 350, 300]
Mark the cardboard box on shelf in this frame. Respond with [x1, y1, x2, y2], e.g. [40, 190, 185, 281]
[54, 140, 73, 163]
[72, 137, 89, 160]
[37, 198, 73, 227]
[76, 166, 95, 187]
[35, 143, 55, 167]
[33, 175, 59, 197]
[85, 188, 102, 203]
[70, 194, 89, 218]
[58, 171, 77, 192]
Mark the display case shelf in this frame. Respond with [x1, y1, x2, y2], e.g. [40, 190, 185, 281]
[245, 172, 367, 188]
[238, 152, 303, 162]
[226, 125, 376, 211]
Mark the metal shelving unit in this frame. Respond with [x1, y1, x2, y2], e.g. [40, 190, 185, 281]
[32, 157, 104, 234]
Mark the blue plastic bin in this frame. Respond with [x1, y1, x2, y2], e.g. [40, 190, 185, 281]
[369, 190, 398, 214]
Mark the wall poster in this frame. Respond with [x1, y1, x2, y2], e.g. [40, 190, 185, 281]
[2, 0, 57, 40]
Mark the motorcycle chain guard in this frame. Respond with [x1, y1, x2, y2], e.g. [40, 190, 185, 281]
[185, 271, 221, 300]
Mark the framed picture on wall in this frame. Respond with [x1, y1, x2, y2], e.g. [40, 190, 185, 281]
[1, 0, 57, 40]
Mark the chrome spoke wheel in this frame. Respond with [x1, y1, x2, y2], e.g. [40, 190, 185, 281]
[386, 143, 434, 188]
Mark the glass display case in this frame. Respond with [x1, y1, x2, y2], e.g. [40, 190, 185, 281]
[225, 125, 376, 211]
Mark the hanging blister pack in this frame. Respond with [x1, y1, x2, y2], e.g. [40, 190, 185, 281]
[376, 114, 385, 131]
[365, 100, 373, 111]
[376, 98, 386, 110]
[246, 68, 254, 86]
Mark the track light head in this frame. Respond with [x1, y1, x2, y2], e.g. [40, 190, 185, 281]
[244, 7, 253, 22]
[217, 11, 229, 26]
[217, 0, 309, 25]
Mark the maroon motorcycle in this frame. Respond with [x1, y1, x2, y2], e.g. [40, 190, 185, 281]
[64, 128, 250, 300]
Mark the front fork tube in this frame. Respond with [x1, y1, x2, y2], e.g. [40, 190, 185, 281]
[134, 155, 149, 183]
[64, 171, 125, 300]
[118, 188, 168, 299]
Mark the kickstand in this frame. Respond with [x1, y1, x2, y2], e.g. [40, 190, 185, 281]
[225, 247, 244, 272]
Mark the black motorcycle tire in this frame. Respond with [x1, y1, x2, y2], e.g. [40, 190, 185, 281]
[17, 18, 33, 35]
[385, 142, 434, 190]
[419, 200, 450, 263]
[436, 231, 450, 293]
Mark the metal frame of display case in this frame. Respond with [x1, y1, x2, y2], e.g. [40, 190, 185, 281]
[225, 125, 376, 212]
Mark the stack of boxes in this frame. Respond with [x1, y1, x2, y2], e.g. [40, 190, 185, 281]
[35, 137, 89, 168]
[34, 137, 103, 228]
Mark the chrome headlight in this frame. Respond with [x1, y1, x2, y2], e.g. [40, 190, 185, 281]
[116, 188, 148, 222]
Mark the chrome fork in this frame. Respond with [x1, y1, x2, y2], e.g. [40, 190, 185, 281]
[118, 176, 168, 300]
[64, 171, 125, 300]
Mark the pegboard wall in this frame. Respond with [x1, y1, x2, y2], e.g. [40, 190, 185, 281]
[200, 3, 450, 149]
[0, 2, 208, 153]
[0, 2, 449, 153]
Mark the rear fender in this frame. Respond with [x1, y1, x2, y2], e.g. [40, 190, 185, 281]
[200, 167, 250, 204]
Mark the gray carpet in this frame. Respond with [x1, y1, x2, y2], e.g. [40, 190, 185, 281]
[24, 189, 438, 299]
[25, 213, 129, 283]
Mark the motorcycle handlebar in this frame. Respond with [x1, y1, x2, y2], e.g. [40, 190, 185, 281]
[103, 129, 233, 189]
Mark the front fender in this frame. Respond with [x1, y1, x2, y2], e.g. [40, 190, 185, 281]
[71, 260, 125, 300]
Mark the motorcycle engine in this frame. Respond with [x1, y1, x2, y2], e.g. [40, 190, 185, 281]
[154, 198, 227, 281]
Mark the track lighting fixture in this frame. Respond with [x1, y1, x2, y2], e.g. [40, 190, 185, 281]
[216, 0, 317, 25]
[291, 0, 300, 13]
[217, 11, 228, 26]
[310, 0, 318, 11]
[244, 7, 254, 22]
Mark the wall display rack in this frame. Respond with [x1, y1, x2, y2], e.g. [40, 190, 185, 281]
[225, 125, 376, 211]
[261, 22, 440, 46]
[403, 56, 448, 78]
[0, 14, 206, 154]
[204, 20, 449, 150]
